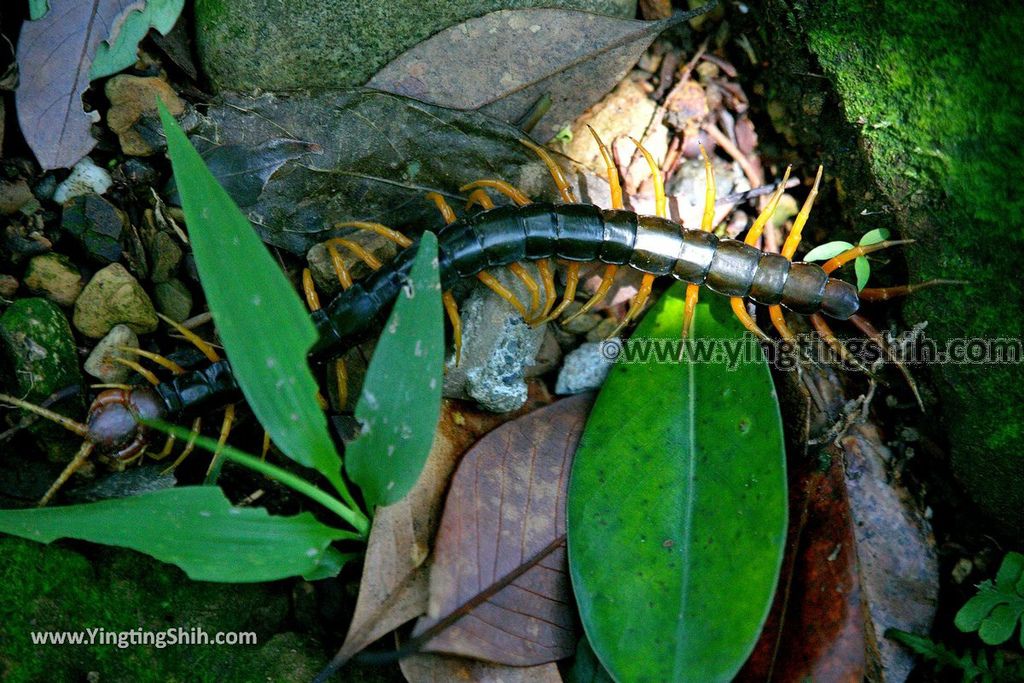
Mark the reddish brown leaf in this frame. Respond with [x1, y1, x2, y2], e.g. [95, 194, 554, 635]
[737, 448, 866, 682]
[401, 653, 562, 683]
[409, 394, 593, 666]
[16, 0, 143, 169]
[333, 386, 554, 666]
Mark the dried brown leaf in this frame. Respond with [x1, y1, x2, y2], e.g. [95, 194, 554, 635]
[16, 0, 144, 169]
[334, 387, 554, 666]
[401, 653, 563, 683]
[368, 8, 707, 141]
[409, 394, 593, 666]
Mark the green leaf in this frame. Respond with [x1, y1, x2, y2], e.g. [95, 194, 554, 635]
[858, 228, 891, 246]
[90, 0, 185, 80]
[568, 285, 787, 682]
[803, 240, 853, 262]
[955, 586, 1006, 632]
[995, 551, 1024, 591]
[979, 603, 1019, 645]
[0, 487, 351, 582]
[855, 255, 871, 290]
[345, 233, 443, 509]
[955, 552, 1024, 647]
[28, 0, 48, 20]
[158, 104, 351, 503]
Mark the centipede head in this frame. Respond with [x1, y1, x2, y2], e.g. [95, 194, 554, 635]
[86, 387, 168, 461]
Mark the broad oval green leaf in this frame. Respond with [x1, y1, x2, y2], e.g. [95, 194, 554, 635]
[803, 240, 853, 262]
[0, 487, 350, 582]
[855, 255, 871, 291]
[158, 105, 346, 497]
[858, 227, 891, 247]
[568, 284, 787, 682]
[345, 233, 443, 509]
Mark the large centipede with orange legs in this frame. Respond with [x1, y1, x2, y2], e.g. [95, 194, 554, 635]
[1, 132, 949, 505]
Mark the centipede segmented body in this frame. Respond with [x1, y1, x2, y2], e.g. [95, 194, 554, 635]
[3, 134, 928, 505]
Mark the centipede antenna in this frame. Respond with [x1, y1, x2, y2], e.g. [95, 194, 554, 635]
[858, 279, 967, 301]
[809, 313, 869, 373]
[326, 243, 354, 290]
[508, 263, 542, 321]
[564, 264, 617, 324]
[261, 431, 271, 461]
[110, 357, 161, 386]
[302, 268, 321, 311]
[781, 166, 823, 260]
[822, 239, 916, 275]
[849, 313, 924, 411]
[745, 165, 792, 246]
[159, 313, 220, 363]
[730, 298, 770, 342]
[0, 393, 89, 438]
[610, 273, 655, 338]
[535, 260, 557, 321]
[205, 403, 237, 480]
[588, 125, 623, 210]
[117, 347, 186, 375]
[520, 138, 576, 203]
[38, 440, 95, 506]
[334, 221, 413, 248]
[460, 179, 531, 207]
[162, 417, 202, 474]
[630, 137, 666, 219]
[477, 271, 529, 319]
[465, 188, 496, 211]
[425, 192, 457, 225]
[334, 357, 349, 410]
[327, 238, 382, 271]
[540, 262, 580, 323]
[442, 291, 463, 365]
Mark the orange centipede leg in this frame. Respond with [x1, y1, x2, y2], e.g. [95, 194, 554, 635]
[334, 221, 412, 248]
[160, 313, 220, 363]
[588, 125, 623, 210]
[539, 262, 580, 324]
[117, 347, 186, 375]
[683, 146, 718, 338]
[425, 192, 457, 225]
[261, 431, 271, 461]
[325, 243, 354, 290]
[326, 238, 382, 271]
[536, 259, 557, 321]
[520, 138, 576, 203]
[0, 393, 89, 437]
[508, 263, 542, 321]
[334, 357, 348, 410]
[442, 291, 463, 365]
[769, 166, 824, 341]
[460, 180, 531, 207]
[465, 188, 496, 211]
[609, 273, 656, 338]
[162, 417, 202, 473]
[205, 403, 236, 479]
[858, 279, 967, 302]
[110, 357, 161, 386]
[564, 264, 617, 324]
[809, 313, 868, 372]
[477, 271, 529, 320]
[302, 267, 321, 311]
[731, 298, 770, 342]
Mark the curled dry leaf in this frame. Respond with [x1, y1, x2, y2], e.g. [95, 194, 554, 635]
[368, 8, 711, 141]
[333, 386, 553, 667]
[16, 0, 144, 170]
[409, 394, 593, 666]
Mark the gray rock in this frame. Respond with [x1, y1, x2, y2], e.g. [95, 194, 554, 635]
[586, 316, 620, 342]
[0, 178, 33, 215]
[526, 326, 562, 378]
[0, 298, 85, 460]
[73, 263, 158, 338]
[53, 157, 112, 204]
[560, 301, 602, 334]
[153, 278, 192, 323]
[83, 324, 139, 383]
[555, 340, 616, 394]
[22, 253, 84, 307]
[307, 232, 400, 298]
[194, 0, 636, 92]
[443, 266, 546, 412]
[0, 274, 17, 299]
[61, 193, 126, 264]
[147, 231, 183, 284]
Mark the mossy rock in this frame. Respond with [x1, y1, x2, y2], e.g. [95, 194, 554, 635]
[0, 298, 84, 461]
[193, 0, 637, 91]
[761, 0, 1024, 537]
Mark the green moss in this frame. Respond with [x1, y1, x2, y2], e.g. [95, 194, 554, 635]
[762, 0, 1024, 536]
[192, 0, 637, 91]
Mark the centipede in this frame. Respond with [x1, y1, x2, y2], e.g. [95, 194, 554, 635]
[1, 130, 949, 506]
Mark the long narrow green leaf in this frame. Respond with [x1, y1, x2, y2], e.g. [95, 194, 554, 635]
[158, 104, 350, 502]
[568, 285, 787, 682]
[345, 233, 443, 509]
[0, 488, 351, 582]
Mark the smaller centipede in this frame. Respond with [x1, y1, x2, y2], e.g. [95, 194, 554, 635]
[2, 131, 947, 505]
